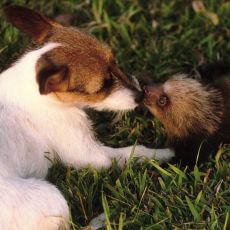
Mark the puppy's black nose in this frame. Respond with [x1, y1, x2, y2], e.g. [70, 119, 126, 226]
[135, 90, 144, 103]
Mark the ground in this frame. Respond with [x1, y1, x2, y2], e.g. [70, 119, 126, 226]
[0, 0, 229, 229]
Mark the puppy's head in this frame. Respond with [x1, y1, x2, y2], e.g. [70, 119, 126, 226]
[144, 74, 224, 139]
[5, 6, 143, 111]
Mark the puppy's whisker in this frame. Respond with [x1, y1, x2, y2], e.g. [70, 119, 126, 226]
[130, 75, 142, 92]
[111, 111, 126, 125]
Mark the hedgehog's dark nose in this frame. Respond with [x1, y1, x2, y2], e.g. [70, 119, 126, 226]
[143, 86, 150, 95]
[135, 90, 144, 103]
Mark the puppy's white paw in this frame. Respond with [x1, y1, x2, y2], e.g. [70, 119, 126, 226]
[151, 148, 175, 163]
[131, 145, 175, 163]
[89, 213, 106, 230]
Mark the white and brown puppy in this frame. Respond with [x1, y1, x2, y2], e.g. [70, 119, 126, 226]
[0, 6, 173, 230]
[144, 66, 230, 166]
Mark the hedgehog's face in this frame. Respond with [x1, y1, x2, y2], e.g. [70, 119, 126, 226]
[144, 74, 223, 139]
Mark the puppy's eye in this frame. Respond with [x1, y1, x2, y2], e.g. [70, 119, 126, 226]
[101, 75, 113, 91]
[157, 95, 168, 107]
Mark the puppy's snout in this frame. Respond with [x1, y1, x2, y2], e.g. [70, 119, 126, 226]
[134, 90, 144, 103]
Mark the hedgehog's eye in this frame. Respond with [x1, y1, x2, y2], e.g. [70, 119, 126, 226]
[157, 95, 168, 107]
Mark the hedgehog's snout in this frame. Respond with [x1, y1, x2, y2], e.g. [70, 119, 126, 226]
[143, 85, 150, 95]
[143, 85, 162, 106]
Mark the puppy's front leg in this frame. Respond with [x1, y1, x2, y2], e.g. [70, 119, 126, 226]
[60, 144, 173, 169]
[102, 145, 175, 167]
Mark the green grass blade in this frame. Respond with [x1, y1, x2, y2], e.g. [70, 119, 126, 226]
[150, 161, 172, 177]
[101, 192, 112, 230]
[185, 196, 200, 221]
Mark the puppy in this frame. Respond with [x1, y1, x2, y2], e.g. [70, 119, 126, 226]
[0, 6, 174, 230]
[144, 66, 230, 166]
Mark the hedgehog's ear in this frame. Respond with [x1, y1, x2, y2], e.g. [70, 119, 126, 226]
[4, 5, 62, 44]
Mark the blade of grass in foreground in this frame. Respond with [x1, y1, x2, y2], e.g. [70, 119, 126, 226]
[102, 192, 112, 230]
[185, 195, 201, 221]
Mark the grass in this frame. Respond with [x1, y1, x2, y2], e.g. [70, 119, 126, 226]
[1, 0, 230, 229]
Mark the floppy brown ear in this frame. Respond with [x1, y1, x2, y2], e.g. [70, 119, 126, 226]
[37, 64, 70, 95]
[4, 5, 61, 44]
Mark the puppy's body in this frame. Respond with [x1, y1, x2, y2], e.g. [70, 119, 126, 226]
[0, 6, 173, 229]
[144, 67, 230, 166]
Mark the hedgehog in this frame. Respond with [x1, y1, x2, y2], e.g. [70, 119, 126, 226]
[143, 66, 230, 166]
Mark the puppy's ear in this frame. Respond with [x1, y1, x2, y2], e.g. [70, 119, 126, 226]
[4, 5, 61, 44]
[37, 63, 69, 95]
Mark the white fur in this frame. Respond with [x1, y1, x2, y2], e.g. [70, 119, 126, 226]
[0, 177, 69, 230]
[0, 43, 174, 229]
[92, 87, 137, 111]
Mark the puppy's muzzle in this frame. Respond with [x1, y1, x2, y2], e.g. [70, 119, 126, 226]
[127, 75, 144, 103]
[110, 65, 144, 103]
